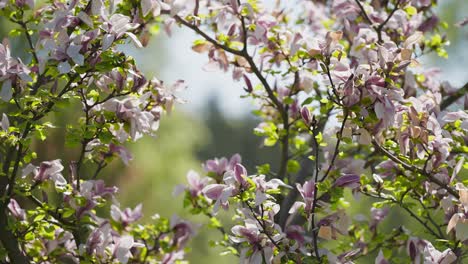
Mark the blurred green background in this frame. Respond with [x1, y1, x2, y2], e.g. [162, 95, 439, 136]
[1, 1, 466, 263]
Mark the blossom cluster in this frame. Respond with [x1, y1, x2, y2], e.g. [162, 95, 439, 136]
[0, 0, 466, 264]
[169, 0, 467, 263]
[0, 0, 193, 263]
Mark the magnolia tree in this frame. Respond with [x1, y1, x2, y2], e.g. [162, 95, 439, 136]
[0, 0, 467, 263]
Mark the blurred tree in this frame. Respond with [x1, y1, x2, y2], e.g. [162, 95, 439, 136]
[196, 95, 281, 175]
[116, 112, 236, 263]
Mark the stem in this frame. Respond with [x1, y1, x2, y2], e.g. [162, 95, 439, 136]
[319, 111, 348, 183]
[0, 204, 29, 263]
[372, 140, 459, 198]
[173, 13, 292, 183]
[18, 20, 39, 64]
[376, 0, 402, 38]
[362, 191, 442, 239]
[354, 0, 374, 26]
[277, 107, 334, 228]
[243, 200, 281, 249]
[440, 82, 468, 110]
[354, 0, 402, 43]
[310, 125, 321, 259]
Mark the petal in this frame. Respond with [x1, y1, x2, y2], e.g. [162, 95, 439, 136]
[288, 201, 305, 214]
[1, 80, 12, 102]
[125, 32, 143, 49]
[202, 184, 225, 200]
[1, 113, 9, 131]
[58, 61, 71, 74]
[404, 31, 423, 48]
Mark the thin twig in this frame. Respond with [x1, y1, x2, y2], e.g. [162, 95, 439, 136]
[362, 191, 442, 239]
[319, 111, 348, 182]
[440, 82, 468, 110]
[372, 140, 459, 198]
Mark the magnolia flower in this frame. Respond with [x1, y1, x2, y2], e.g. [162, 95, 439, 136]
[170, 215, 195, 248]
[27, 159, 67, 188]
[173, 170, 211, 197]
[202, 183, 234, 213]
[141, 0, 170, 17]
[406, 237, 457, 264]
[85, 222, 113, 257]
[334, 174, 361, 189]
[44, 228, 76, 255]
[285, 225, 307, 247]
[203, 153, 241, 178]
[231, 219, 275, 264]
[162, 250, 185, 264]
[112, 235, 144, 264]
[102, 96, 160, 141]
[376, 160, 398, 179]
[222, 163, 250, 190]
[370, 207, 389, 231]
[289, 180, 315, 214]
[109, 143, 133, 165]
[154, 79, 187, 114]
[249, 15, 276, 45]
[301, 106, 312, 125]
[79, 180, 118, 200]
[110, 204, 143, 226]
[375, 250, 389, 264]
[332, 0, 360, 19]
[446, 213, 468, 242]
[422, 242, 457, 264]
[102, 14, 141, 50]
[251, 175, 291, 206]
[7, 199, 26, 220]
[407, 237, 429, 263]
[1, 113, 8, 131]
[0, 40, 31, 101]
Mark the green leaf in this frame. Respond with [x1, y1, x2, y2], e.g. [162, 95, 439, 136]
[264, 137, 277, 147]
[256, 163, 270, 175]
[62, 208, 75, 218]
[287, 160, 300, 173]
[33, 213, 46, 222]
[208, 217, 222, 229]
[404, 6, 417, 16]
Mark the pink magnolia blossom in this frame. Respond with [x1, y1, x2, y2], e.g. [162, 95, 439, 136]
[111, 204, 143, 226]
[173, 170, 211, 197]
[203, 153, 241, 178]
[112, 235, 144, 264]
[289, 180, 315, 214]
[7, 199, 26, 220]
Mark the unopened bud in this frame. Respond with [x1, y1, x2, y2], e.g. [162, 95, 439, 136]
[301, 106, 312, 125]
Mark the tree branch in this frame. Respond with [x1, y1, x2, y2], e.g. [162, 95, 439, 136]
[372, 140, 459, 198]
[440, 82, 468, 110]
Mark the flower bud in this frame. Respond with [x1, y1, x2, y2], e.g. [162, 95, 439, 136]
[234, 164, 248, 187]
[301, 106, 312, 125]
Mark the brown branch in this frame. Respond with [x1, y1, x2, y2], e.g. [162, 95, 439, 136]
[440, 82, 468, 110]
[310, 124, 322, 259]
[277, 107, 334, 228]
[244, 200, 281, 249]
[362, 191, 443, 239]
[354, 0, 402, 43]
[372, 140, 459, 198]
[354, 0, 374, 26]
[172, 14, 243, 56]
[0, 205, 29, 263]
[375, 0, 402, 43]
[172, 13, 292, 182]
[319, 111, 348, 182]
